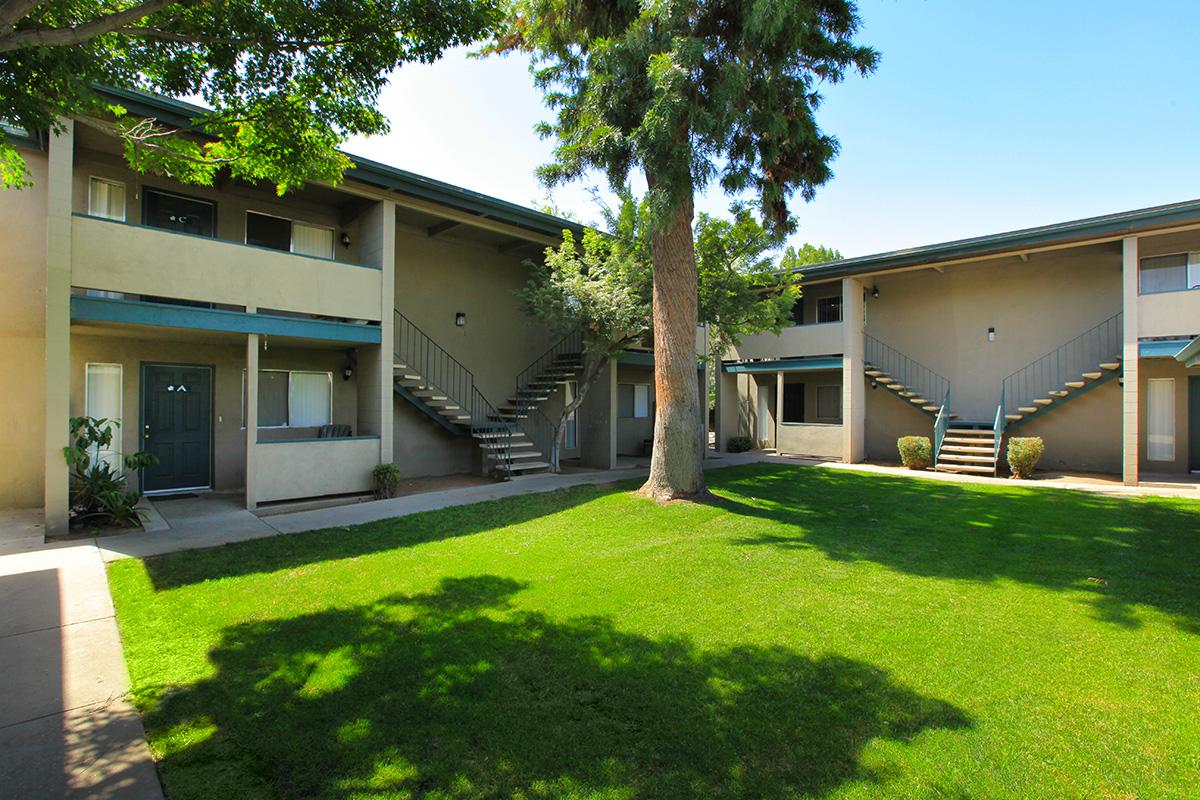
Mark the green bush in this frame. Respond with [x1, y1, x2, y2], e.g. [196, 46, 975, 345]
[727, 436, 754, 453]
[897, 436, 932, 470]
[63, 416, 158, 528]
[372, 462, 402, 499]
[1007, 437, 1045, 479]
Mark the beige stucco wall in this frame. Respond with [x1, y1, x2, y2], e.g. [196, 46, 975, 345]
[0, 148, 49, 509]
[70, 332, 360, 492]
[1015, 378, 1121, 474]
[1136, 229, 1200, 339]
[728, 322, 843, 361]
[777, 423, 842, 459]
[865, 377, 936, 463]
[1138, 358, 1196, 474]
[254, 437, 376, 503]
[864, 242, 1123, 419]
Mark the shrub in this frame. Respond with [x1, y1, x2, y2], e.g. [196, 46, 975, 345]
[1007, 437, 1045, 479]
[897, 436, 932, 470]
[727, 436, 754, 453]
[373, 462, 402, 499]
[62, 416, 158, 528]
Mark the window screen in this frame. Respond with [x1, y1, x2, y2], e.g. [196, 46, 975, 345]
[88, 178, 125, 221]
[782, 383, 804, 423]
[634, 384, 650, 417]
[816, 385, 841, 419]
[817, 296, 843, 323]
[617, 384, 634, 418]
[258, 371, 290, 427]
[246, 212, 292, 252]
[85, 363, 122, 470]
[293, 222, 334, 259]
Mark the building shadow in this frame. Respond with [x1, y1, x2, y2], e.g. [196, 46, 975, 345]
[711, 463, 1200, 633]
[142, 575, 970, 799]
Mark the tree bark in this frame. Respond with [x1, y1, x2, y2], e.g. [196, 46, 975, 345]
[641, 189, 706, 500]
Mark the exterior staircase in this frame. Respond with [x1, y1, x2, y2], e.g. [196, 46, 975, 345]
[497, 330, 584, 422]
[864, 334, 953, 419]
[935, 425, 1001, 475]
[392, 310, 552, 477]
[1001, 312, 1123, 429]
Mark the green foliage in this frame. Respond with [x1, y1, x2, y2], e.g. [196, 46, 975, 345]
[0, 0, 499, 190]
[780, 243, 843, 274]
[1007, 437, 1045, 479]
[897, 436, 932, 470]
[372, 462, 402, 499]
[490, 0, 878, 234]
[63, 416, 158, 527]
[726, 436, 754, 453]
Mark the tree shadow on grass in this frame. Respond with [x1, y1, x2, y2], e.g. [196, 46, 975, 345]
[142, 575, 970, 799]
[709, 463, 1200, 634]
[143, 483, 624, 591]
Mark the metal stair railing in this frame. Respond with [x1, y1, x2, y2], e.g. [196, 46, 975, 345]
[514, 329, 583, 410]
[933, 388, 951, 462]
[992, 387, 1005, 476]
[1000, 312, 1122, 417]
[864, 334, 950, 411]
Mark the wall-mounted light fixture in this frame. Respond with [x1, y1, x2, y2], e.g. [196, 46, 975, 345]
[342, 365, 354, 381]
[340, 232, 351, 249]
[871, 285, 880, 299]
[455, 312, 467, 327]
[987, 327, 996, 342]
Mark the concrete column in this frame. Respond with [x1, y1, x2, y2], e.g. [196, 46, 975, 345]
[580, 359, 617, 469]
[715, 366, 739, 452]
[378, 201, 396, 464]
[245, 333, 259, 509]
[775, 370, 784, 451]
[1122, 236, 1140, 485]
[43, 120, 74, 534]
[842, 276, 866, 463]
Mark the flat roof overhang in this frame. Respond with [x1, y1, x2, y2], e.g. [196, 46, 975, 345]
[723, 356, 844, 373]
[1171, 335, 1200, 367]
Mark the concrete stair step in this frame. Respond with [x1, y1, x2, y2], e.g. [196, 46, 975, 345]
[473, 430, 524, 440]
[487, 450, 543, 460]
[936, 463, 996, 474]
[908, 397, 929, 405]
[922, 405, 940, 412]
[1005, 413, 1023, 421]
[1033, 398, 1053, 406]
[1019, 406, 1038, 414]
[875, 377, 896, 384]
[499, 461, 552, 473]
[939, 452, 995, 463]
[1099, 362, 1120, 370]
[477, 441, 534, 450]
[947, 428, 995, 436]
[943, 436, 995, 445]
[1081, 371, 1102, 380]
[1048, 390, 1069, 397]
[942, 444, 993, 454]
[1064, 381, 1085, 388]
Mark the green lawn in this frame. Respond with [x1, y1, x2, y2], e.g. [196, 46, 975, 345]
[108, 464, 1200, 799]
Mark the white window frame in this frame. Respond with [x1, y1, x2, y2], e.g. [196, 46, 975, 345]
[245, 211, 336, 259]
[241, 368, 334, 429]
[84, 362, 123, 470]
[816, 296, 843, 323]
[1146, 378, 1175, 462]
[88, 176, 127, 222]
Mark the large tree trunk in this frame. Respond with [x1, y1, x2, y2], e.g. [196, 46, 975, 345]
[641, 191, 706, 501]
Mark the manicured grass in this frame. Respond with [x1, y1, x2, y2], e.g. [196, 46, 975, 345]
[108, 464, 1200, 799]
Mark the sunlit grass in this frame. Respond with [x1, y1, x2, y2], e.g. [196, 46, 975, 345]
[109, 463, 1200, 799]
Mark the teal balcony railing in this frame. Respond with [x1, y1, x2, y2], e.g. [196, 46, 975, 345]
[1000, 312, 1122, 417]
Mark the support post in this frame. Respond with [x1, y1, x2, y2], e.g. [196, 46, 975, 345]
[245, 332, 259, 509]
[43, 120, 73, 535]
[377, 201, 396, 464]
[1121, 236, 1140, 485]
[842, 276, 866, 463]
[775, 370, 784, 452]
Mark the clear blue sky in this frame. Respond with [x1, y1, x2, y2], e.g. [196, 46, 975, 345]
[343, 0, 1200, 258]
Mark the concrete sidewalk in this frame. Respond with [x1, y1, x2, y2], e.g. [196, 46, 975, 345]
[0, 543, 162, 799]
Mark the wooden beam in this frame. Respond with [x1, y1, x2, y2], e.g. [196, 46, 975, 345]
[427, 219, 463, 238]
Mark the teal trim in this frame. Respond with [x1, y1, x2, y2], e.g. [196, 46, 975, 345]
[1006, 368, 1121, 431]
[617, 350, 655, 367]
[792, 199, 1200, 282]
[1140, 338, 1193, 358]
[71, 295, 382, 344]
[724, 356, 844, 373]
[393, 384, 467, 435]
[258, 436, 380, 444]
[73, 213, 381, 270]
[1173, 335, 1200, 367]
[91, 85, 583, 240]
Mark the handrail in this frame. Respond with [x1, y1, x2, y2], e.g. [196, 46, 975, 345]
[514, 329, 583, 411]
[394, 309, 477, 418]
[864, 334, 950, 409]
[933, 388, 951, 462]
[513, 406, 555, 469]
[992, 387, 1005, 476]
[1000, 312, 1122, 416]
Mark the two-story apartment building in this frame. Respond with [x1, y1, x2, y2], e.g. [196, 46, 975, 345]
[1, 88, 705, 535]
[716, 201, 1200, 485]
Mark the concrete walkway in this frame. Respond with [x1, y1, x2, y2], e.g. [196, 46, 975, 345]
[0, 542, 162, 799]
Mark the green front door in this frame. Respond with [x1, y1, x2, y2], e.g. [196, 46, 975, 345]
[1190, 376, 1200, 473]
[142, 364, 212, 492]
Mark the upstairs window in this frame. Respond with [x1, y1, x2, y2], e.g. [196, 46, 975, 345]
[816, 296, 843, 323]
[88, 177, 126, 221]
[246, 212, 335, 258]
[1140, 253, 1200, 294]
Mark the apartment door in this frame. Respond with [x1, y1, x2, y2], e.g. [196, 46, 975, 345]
[1190, 376, 1200, 473]
[141, 364, 213, 492]
[143, 188, 215, 237]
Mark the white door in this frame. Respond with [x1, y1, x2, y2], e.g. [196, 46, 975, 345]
[757, 384, 771, 442]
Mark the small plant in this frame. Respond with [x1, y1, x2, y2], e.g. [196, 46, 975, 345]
[727, 436, 754, 453]
[372, 462, 402, 499]
[897, 436, 932, 470]
[1007, 437, 1045, 479]
[63, 417, 158, 528]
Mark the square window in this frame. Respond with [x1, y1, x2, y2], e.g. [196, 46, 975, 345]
[817, 296, 843, 323]
[246, 212, 292, 252]
[816, 385, 841, 420]
[88, 178, 126, 221]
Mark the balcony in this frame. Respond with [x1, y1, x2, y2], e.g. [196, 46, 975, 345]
[253, 436, 380, 504]
[1138, 288, 1200, 338]
[727, 321, 844, 361]
[70, 214, 383, 321]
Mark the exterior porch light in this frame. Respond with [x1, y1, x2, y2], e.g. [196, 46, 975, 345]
[342, 365, 354, 381]
[340, 232, 351, 248]
[455, 312, 466, 327]
[871, 285, 880, 298]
